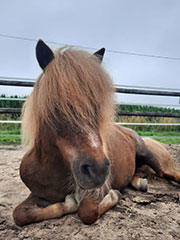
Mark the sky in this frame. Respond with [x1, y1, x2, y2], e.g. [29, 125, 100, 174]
[0, 0, 180, 106]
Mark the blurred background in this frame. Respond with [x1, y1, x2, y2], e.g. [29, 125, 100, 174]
[1, 0, 180, 144]
[0, 0, 180, 105]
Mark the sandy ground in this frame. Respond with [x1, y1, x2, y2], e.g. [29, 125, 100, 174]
[1, 144, 180, 240]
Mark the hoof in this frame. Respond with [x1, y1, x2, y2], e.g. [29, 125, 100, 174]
[109, 189, 121, 204]
[139, 178, 148, 192]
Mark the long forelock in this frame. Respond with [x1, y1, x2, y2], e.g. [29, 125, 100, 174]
[23, 47, 115, 148]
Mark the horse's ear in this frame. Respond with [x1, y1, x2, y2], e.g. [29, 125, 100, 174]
[93, 48, 105, 62]
[36, 39, 54, 70]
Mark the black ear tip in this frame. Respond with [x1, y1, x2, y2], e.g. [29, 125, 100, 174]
[96, 48, 105, 56]
[36, 39, 45, 50]
[100, 48, 105, 54]
[38, 39, 43, 43]
[35, 39, 54, 70]
[93, 47, 106, 62]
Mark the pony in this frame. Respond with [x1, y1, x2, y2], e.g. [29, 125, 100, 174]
[13, 40, 180, 226]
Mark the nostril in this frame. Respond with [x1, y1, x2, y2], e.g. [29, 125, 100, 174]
[81, 164, 94, 179]
[77, 158, 109, 189]
[104, 158, 110, 166]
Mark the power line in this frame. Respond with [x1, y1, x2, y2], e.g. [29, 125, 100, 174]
[1, 33, 180, 61]
[0, 33, 94, 49]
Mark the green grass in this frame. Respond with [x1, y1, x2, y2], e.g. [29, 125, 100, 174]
[0, 129, 21, 135]
[137, 131, 180, 144]
[0, 136, 21, 145]
[0, 136, 179, 145]
[137, 131, 180, 137]
[0, 123, 21, 131]
[1, 129, 180, 137]
[152, 137, 180, 144]
[1, 96, 180, 145]
[0, 128, 21, 145]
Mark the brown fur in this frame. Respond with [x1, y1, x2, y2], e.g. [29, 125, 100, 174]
[13, 46, 180, 226]
[142, 138, 180, 182]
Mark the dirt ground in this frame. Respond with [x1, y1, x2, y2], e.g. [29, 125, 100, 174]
[1, 144, 180, 240]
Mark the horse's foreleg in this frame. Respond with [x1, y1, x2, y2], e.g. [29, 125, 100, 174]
[13, 194, 78, 226]
[98, 189, 121, 216]
[78, 190, 120, 225]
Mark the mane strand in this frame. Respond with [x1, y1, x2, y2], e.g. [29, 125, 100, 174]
[22, 47, 115, 149]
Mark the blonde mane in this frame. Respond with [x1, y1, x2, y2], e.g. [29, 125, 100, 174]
[22, 47, 115, 149]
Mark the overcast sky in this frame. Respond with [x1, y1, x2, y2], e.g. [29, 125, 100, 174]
[0, 0, 180, 106]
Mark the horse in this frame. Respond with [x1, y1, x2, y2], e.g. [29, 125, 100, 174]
[13, 40, 180, 226]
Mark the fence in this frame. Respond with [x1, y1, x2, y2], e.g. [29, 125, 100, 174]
[1, 78, 180, 138]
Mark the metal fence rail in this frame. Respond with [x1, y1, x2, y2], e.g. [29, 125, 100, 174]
[0, 120, 22, 123]
[116, 87, 180, 97]
[0, 79, 34, 87]
[116, 122, 180, 126]
[1, 78, 180, 139]
[1, 79, 180, 96]
[1, 121, 180, 126]
[117, 111, 180, 118]
[0, 97, 26, 101]
[1, 108, 180, 118]
[0, 108, 22, 113]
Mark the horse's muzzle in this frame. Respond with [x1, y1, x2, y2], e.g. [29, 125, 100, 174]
[73, 158, 110, 189]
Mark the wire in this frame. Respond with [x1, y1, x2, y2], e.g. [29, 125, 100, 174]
[0, 33, 180, 61]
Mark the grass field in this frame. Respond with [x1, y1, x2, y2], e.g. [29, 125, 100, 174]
[0, 136, 21, 145]
[1, 96, 180, 145]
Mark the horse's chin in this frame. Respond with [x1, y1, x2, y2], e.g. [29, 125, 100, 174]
[77, 180, 104, 190]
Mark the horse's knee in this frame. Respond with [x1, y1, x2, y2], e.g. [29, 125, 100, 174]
[78, 198, 99, 225]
